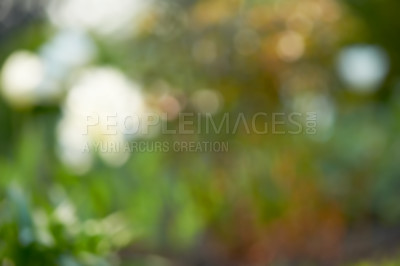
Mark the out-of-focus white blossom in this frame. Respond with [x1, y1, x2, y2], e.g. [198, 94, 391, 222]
[57, 117, 93, 175]
[47, 0, 153, 37]
[1, 51, 45, 107]
[337, 45, 389, 93]
[57, 67, 147, 173]
[1, 32, 95, 109]
[40, 29, 96, 75]
[54, 200, 77, 226]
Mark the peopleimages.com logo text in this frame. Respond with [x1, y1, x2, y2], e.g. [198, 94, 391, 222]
[83, 112, 318, 136]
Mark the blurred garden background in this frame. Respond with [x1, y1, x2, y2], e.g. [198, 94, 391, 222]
[1, 0, 400, 265]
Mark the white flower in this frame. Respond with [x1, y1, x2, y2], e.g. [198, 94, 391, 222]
[1, 51, 45, 108]
[40, 29, 96, 73]
[57, 116, 93, 175]
[337, 45, 389, 93]
[57, 67, 146, 173]
[47, 0, 153, 37]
